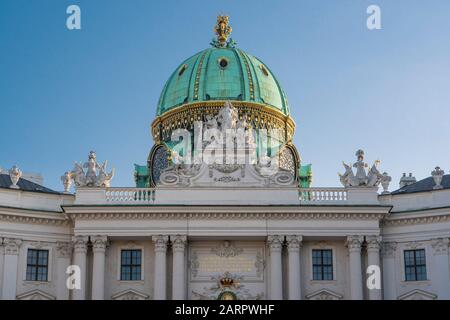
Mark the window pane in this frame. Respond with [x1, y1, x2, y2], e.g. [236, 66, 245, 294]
[312, 249, 333, 281]
[27, 250, 37, 265]
[404, 249, 427, 281]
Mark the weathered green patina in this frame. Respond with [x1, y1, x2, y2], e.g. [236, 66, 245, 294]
[156, 47, 289, 117]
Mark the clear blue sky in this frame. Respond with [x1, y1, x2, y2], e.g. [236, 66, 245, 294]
[1, 0, 450, 191]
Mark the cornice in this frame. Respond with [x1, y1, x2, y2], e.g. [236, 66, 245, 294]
[382, 213, 450, 226]
[63, 209, 388, 221]
[383, 208, 450, 226]
[0, 206, 71, 226]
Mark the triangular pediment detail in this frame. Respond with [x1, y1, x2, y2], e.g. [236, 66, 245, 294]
[397, 289, 437, 300]
[305, 289, 343, 300]
[111, 289, 149, 300]
[16, 289, 56, 300]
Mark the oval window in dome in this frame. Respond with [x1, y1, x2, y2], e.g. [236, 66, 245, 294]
[218, 58, 229, 69]
[178, 64, 188, 76]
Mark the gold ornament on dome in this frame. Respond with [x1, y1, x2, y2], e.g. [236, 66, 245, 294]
[151, 101, 296, 144]
[214, 15, 232, 46]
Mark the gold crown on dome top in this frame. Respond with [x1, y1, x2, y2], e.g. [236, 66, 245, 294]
[213, 15, 232, 47]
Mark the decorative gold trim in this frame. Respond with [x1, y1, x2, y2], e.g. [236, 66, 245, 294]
[151, 100, 296, 143]
[238, 51, 255, 100]
[193, 51, 208, 100]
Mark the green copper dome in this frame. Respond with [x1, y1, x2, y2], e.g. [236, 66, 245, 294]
[156, 46, 290, 116]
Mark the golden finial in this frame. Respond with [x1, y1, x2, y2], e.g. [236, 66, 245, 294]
[214, 15, 232, 47]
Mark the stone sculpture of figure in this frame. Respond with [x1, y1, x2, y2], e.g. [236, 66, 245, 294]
[367, 160, 383, 187]
[67, 151, 114, 188]
[71, 162, 86, 187]
[339, 150, 388, 188]
[84, 151, 101, 186]
[9, 165, 22, 189]
[97, 165, 115, 188]
[205, 114, 218, 130]
[353, 149, 368, 186]
[339, 162, 356, 187]
[218, 101, 238, 130]
[60, 172, 73, 193]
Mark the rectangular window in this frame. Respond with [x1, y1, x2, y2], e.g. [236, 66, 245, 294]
[26, 249, 49, 281]
[404, 249, 427, 281]
[312, 249, 333, 280]
[120, 249, 142, 281]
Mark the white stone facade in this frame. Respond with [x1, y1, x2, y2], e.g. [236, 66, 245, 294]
[0, 176, 449, 300]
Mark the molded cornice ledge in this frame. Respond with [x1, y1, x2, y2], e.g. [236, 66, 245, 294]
[62, 205, 391, 221]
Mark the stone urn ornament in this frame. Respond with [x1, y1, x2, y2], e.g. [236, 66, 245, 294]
[60, 171, 74, 193]
[431, 166, 444, 190]
[380, 172, 392, 194]
[9, 165, 22, 189]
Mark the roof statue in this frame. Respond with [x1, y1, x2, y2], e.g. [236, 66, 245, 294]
[212, 15, 233, 48]
[431, 166, 445, 189]
[9, 165, 22, 189]
[64, 151, 115, 190]
[339, 149, 391, 190]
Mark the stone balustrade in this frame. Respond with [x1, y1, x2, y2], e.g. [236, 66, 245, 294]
[73, 186, 381, 205]
[105, 188, 156, 203]
[299, 187, 348, 203]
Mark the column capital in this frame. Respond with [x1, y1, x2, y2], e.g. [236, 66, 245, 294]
[152, 235, 169, 252]
[366, 235, 382, 252]
[171, 235, 187, 252]
[56, 241, 73, 258]
[431, 238, 449, 256]
[72, 235, 89, 254]
[3, 237, 22, 255]
[381, 241, 397, 258]
[267, 235, 283, 251]
[286, 235, 303, 251]
[91, 235, 109, 253]
[346, 235, 364, 252]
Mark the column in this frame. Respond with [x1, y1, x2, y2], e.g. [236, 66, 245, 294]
[1, 238, 22, 300]
[267, 235, 283, 300]
[381, 242, 397, 300]
[56, 242, 72, 300]
[366, 236, 382, 300]
[91, 235, 108, 300]
[346, 235, 363, 300]
[286, 235, 302, 300]
[152, 235, 169, 300]
[171, 235, 187, 300]
[72, 235, 89, 300]
[431, 238, 450, 299]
